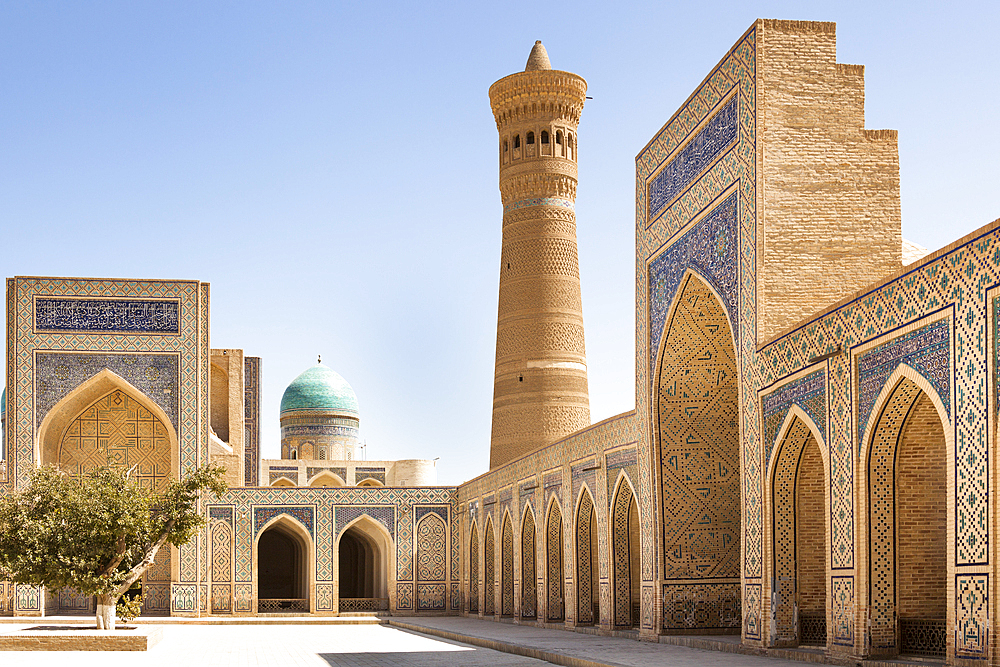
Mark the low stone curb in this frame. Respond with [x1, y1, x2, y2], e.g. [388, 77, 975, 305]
[0, 625, 163, 651]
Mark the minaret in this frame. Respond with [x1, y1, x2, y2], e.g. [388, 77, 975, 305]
[488, 41, 590, 469]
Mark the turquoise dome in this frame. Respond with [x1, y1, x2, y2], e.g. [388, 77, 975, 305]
[279, 364, 359, 418]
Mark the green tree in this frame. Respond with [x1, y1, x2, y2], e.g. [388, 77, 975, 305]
[0, 464, 226, 630]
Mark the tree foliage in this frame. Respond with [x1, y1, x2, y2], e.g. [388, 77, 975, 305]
[0, 464, 226, 603]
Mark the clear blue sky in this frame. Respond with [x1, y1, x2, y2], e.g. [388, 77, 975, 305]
[2, 1, 998, 485]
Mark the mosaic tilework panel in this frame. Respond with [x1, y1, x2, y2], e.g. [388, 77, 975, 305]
[15, 584, 40, 612]
[501, 513, 514, 616]
[34, 298, 180, 334]
[8, 278, 206, 494]
[58, 389, 171, 489]
[576, 490, 595, 624]
[316, 584, 334, 612]
[282, 424, 359, 437]
[416, 512, 448, 581]
[956, 574, 988, 657]
[662, 582, 740, 630]
[234, 583, 252, 613]
[209, 506, 234, 522]
[857, 317, 951, 447]
[831, 576, 854, 645]
[243, 356, 260, 486]
[415, 505, 448, 524]
[761, 369, 826, 464]
[35, 352, 180, 430]
[743, 583, 761, 640]
[334, 505, 395, 540]
[451, 582, 461, 611]
[828, 353, 855, 570]
[355, 467, 386, 485]
[648, 192, 739, 380]
[397, 583, 413, 610]
[521, 508, 537, 618]
[171, 583, 197, 613]
[605, 447, 637, 511]
[417, 583, 446, 610]
[253, 506, 315, 537]
[648, 95, 738, 222]
[658, 275, 740, 581]
[484, 518, 495, 615]
[545, 503, 564, 620]
[611, 481, 634, 627]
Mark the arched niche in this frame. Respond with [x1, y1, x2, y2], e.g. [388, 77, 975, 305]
[36, 369, 179, 482]
[654, 271, 740, 624]
[483, 516, 496, 616]
[520, 503, 537, 619]
[766, 406, 828, 647]
[336, 515, 394, 606]
[545, 499, 564, 621]
[271, 477, 296, 488]
[469, 520, 480, 614]
[254, 515, 314, 614]
[500, 511, 514, 616]
[611, 473, 639, 628]
[210, 362, 230, 443]
[357, 478, 383, 487]
[574, 485, 598, 625]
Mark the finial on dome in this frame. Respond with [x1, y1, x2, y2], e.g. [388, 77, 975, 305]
[525, 40, 552, 71]
[317, 354, 322, 364]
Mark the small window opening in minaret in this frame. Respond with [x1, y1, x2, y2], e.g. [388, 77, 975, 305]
[556, 131, 563, 145]
[503, 140, 508, 152]
[519, 374, 523, 382]
[526, 132, 535, 144]
[506, 262, 510, 270]
[514, 135, 521, 149]
[541, 131, 549, 144]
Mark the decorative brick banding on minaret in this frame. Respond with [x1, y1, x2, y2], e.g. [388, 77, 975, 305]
[488, 41, 591, 469]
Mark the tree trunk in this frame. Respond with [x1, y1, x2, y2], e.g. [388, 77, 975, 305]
[96, 594, 116, 630]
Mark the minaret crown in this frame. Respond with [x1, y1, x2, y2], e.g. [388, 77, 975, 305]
[525, 40, 552, 71]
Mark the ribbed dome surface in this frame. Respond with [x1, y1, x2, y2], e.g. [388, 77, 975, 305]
[279, 364, 359, 418]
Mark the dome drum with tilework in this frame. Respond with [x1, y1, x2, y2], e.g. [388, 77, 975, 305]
[279, 363, 360, 461]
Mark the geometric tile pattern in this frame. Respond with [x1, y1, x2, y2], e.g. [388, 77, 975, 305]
[253, 506, 315, 538]
[244, 356, 261, 486]
[576, 489, 595, 624]
[484, 517, 495, 616]
[501, 513, 514, 616]
[58, 389, 171, 489]
[35, 351, 180, 430]
[956, 574, 988, 657]
[663, 582, 741, 630]
[546, 502, 564, 620]
[657, 275, 740, 581]
[469, 522, 479, 613]
[335, 505, 395, 540]
[612, 480, 634, 628]
[857, 318, 950, 447]
[211, 520, 233, 613]
[761, 369, 826, 465]
[416, 512, 447, 582]
[521, 508, 536, 618]
[831, 576, 854, 646]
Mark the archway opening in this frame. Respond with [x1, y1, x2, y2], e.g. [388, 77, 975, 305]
[612, 481, 640, 628]
[656, 273, 739, 631]
[576, 491, 598, 625]
[308, 472, 345, 488]
[770, 414, 827, 647]
[338, 519, 390, 612]
[521, 509, 536, 618]
[867, 378, 947, 658]
[257, 521, 309, 613]
[546, 502, 564, 621]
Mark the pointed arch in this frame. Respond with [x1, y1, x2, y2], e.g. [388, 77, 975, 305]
[271, 477, 296, 487]
[357, 478, 383, 487]
[500, 510, 514, 616]
[520, 502, 537, 618]
[859, 365, 951, 658]
[36, 368, 179, 483]
[574, 484, 598, 625]
[336, 514, 395, 602]
[416, 512, 447, 610]
[307, 471, 346, 487]
[254, 514, 314, 613]
[611, 472, 640, 628]
[210, 520, 233, 613]
[545, 497, 565, 621]
[654, 270, 740, 629]
[483, 515, 496, 616]
[468, 519, 480, 614]
[766, 408, 829, 647]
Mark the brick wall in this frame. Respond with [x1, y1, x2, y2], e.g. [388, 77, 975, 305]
[796, 437, 825, 614]
[896, 393, 947, 620]
[758, 20, 902, 342]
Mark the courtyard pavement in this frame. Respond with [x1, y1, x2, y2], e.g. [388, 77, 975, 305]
[0, 616, 823, 667]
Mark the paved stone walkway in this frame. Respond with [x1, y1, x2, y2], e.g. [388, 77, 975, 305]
[388, 617, 801, 667]
[0, 623, 550, 667]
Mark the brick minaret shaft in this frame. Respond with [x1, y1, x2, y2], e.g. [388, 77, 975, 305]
[488, 41, 590, 469]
